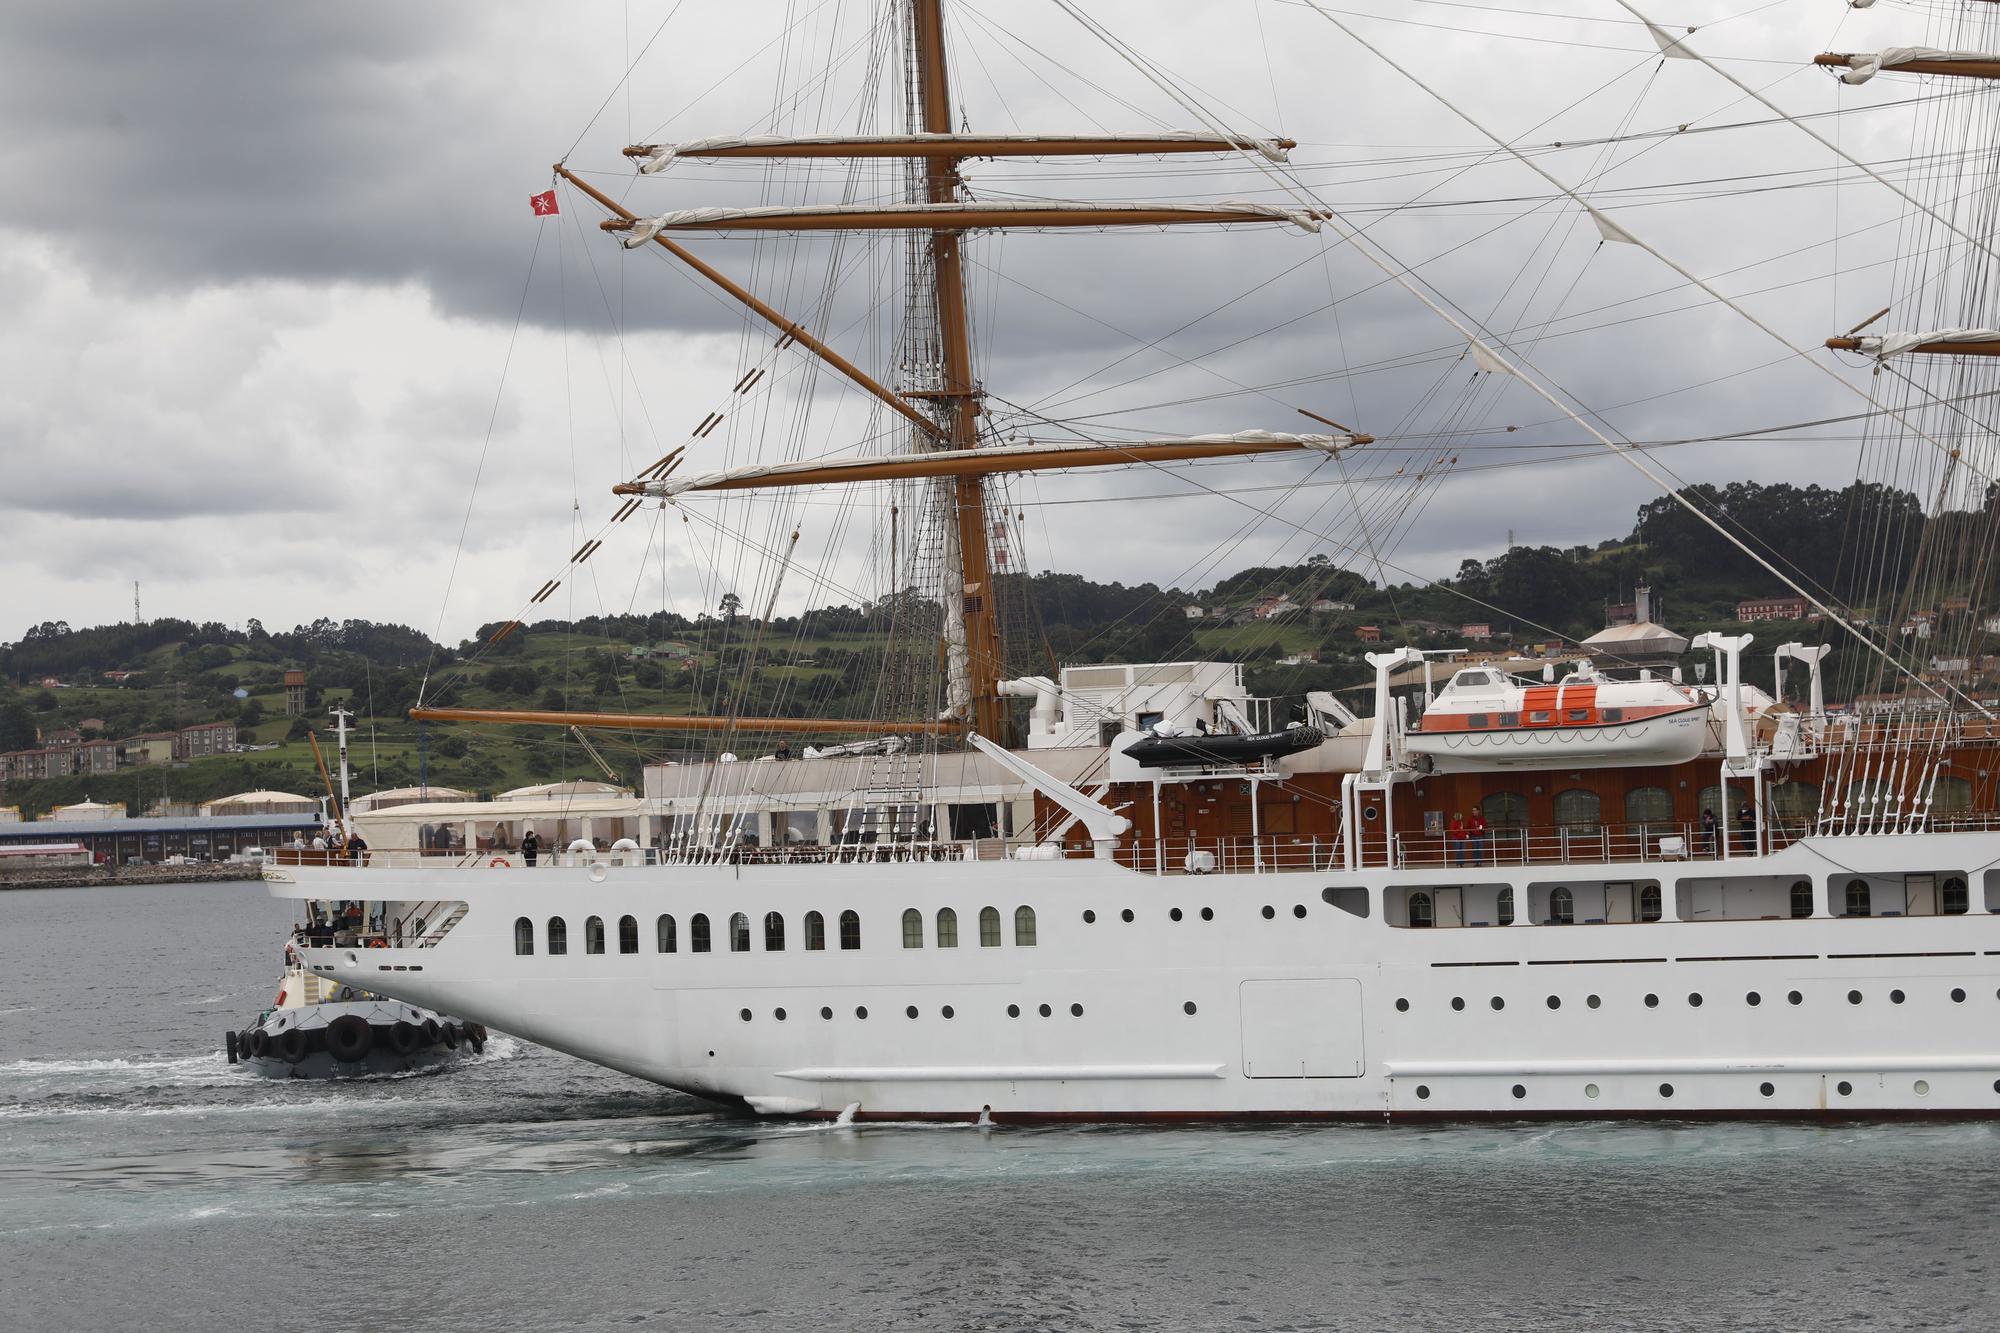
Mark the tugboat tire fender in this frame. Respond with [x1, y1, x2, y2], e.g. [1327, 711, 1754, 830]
[325, 1014, 373, 1063]
[387, 1020, 421, 1056]
[275, 1028, 308, 1063]
[247, 1029, 269, 1059]
[225, 1030, 239, 1064]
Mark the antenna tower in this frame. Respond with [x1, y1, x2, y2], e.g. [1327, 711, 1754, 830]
[133, 581, 142, 625]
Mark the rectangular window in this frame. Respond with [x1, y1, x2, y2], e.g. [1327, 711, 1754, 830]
[1467, 714, 1489, 729]
[1530, 711, 1551, 724]
[1566, 709, 1590, 723]
[1600, 708, 1622, 723]
[1499, 712, 1520, 727]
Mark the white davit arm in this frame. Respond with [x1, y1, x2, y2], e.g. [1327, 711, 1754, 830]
[967, 733, 1130, 846]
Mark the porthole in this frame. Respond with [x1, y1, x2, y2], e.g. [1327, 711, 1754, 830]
[1644, 993, 1659, 1008]
[820, 1006, 833, 1020]
[906, 1005, 919, 1020]
[1688, 993, 1703, 1008]
[1994, 1079, 2000, 1094]
[1759, 1082, 1775, 1097]
[1953, 988, 1968, 1003]
[1836, 1080, 1853, 1096]
[1038, 1003, 1052, 1018]
[1070, 1003, 1083, 1017]
[1787, 990, 1803, 1006]
[1261, 905, 1275, 920]
[774, 1007, 787, 1022]
[1170, 907, 1183, 922]
[1200, 907, 1214, 921]
[1511, 1084, 1526, 1099]
[1847, 990, 1863, 1005]
[739, 1009, 752, 1022]
[1490, 996, 1505, 1011]
[942, 1005, 955, 1019]
[1746, 992, 1761, 1007]
[1415, 1084, 1431, 1100]
[1586, 995, 1601, 1009]
[1183, 1001, 1197, 1015]
[1451, 996, 1465, 1011]
[1083, 910, 1096, 924]
[1890, 989, 1906, 1005]
[1396, 998, 1410, 1013]
[1915, 1079, 1931, 1096]
[1659, 1082, 1674, 1098]
[1584, 1083, 1600, 1099]
[1008, 1004, 1021, 1018]
[855, 1006, 868, 1020]
[1546, 995, 1560, 1010]
[1293, 904, 1307, 919]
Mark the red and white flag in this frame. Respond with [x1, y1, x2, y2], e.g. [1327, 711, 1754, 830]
[529, 189, 560, 217]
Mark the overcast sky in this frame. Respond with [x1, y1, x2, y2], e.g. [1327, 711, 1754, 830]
[0, 0, 1954, 645]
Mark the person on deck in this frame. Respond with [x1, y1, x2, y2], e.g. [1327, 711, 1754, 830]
[521, 827, 542, 867]
[1700, 808, 1718, 857]
[1467, 810, 1488, 866]
[1448, 812, 1468, 867]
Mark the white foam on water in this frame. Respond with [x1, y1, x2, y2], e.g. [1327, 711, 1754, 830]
[0, 1054, 221, 1078]
[0, 1096, 358, 1121]
[834, 1101, 860, 1126]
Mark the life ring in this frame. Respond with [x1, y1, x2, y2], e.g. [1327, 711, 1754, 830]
[388, 1020, 421, 1056]
[275, 1028, 308, 1063]
[325, 1015, 373, 1063]
[489, 857, 510, 869]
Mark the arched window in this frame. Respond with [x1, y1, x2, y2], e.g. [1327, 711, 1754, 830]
[1553, 790, 1601, 830]
[979, 906, 1002, 947]
[729, 912, 751, 952]
[1639, 884, 1662, 922]
[1943, 877, 1970, 915]
[690, 913, 711, 953]
[1408, 891, 1434, 928]
[804, 910, 825, 951]
[1931, 775, 1973, 817]
[1497, 886, 1514, 926]
[1549, 886, 1574, 925]
[1790, 880, 1813, 919]
[656, 913, 677, 953]
[902, 908, 924, 949]
[1014, 905, 1037, 946]
[1624, 787, 1672, 826]
[1770, 782, 1821, 823]
[1482, 791, 1529, 828]
[936, 907, 958, 948]
[547, 917, 568, 955]
[585, 916, 605, 955]
[514, 916, 534, 955]
[838, 909, 861, 950]
[1697, 785, 1726, 821]
[618, 915, 638, 954]
[1844, 879, 1871, 917]
[765, 911, 786, 951]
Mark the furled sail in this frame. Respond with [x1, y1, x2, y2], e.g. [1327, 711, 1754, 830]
[1827, 328, 2000, 359]
[615, 200, 1327, 244]
[1815, 49, 2000, 84]
[617, 432, 1366, 498]
[627, 131, 1295, 173]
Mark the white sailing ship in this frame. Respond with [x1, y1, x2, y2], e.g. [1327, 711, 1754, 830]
[270, 1, 2000, 1120]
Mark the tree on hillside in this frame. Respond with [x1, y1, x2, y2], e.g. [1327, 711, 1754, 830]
[0, 701, 34, 750]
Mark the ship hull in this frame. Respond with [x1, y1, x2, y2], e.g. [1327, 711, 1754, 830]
[271, 838, 2000, 1120]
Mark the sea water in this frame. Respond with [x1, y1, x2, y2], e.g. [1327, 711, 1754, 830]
[3, 880, 1997, 1331]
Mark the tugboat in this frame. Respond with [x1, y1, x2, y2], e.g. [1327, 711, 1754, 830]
[226, 944, 487, 1078]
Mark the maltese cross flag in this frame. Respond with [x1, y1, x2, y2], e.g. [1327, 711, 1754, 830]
[530, 189, 559, 217]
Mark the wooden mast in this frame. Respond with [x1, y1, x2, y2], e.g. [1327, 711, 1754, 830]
[911, 0, 1008, 740]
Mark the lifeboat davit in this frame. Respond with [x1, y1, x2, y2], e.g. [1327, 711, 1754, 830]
[1405, 666, 1707, 772]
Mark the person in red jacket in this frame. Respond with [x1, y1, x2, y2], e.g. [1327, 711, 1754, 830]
[1466, 810, 1489, 866]
[1448, 812, 1468, 867]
